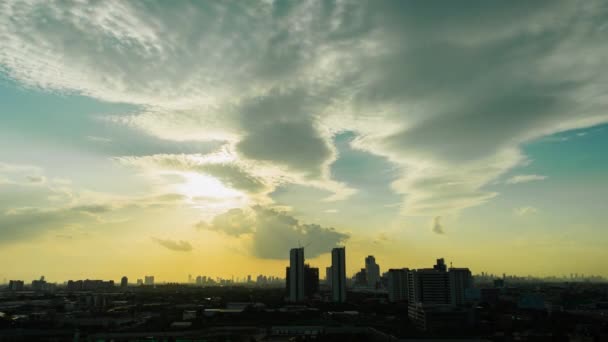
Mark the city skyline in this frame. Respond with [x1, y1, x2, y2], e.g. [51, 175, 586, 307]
[1, 1, 608, 282]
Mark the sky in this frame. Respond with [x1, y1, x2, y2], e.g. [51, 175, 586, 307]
[1, 0, 607, 283]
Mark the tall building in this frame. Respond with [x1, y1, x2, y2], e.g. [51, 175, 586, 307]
[365, 255, 381, 288]
[355, 268, 367, 287]
[387, 268, 409, 302]
[288, 247, 305, 302]
[449, 268, 472, 305]
[121, 276, 128, 288]
[144, 275, 155, 286]
[304, 264, 319, 297]
[331, 247, 346, 303]
[325, 266, 332, 287]
[408, 269, 450, 304]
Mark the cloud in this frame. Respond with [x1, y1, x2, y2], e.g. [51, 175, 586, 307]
[25, 175, 46, 184]
[506, 174, 547, 184]
[152, 237, 193, 252]
[86, 136, 112, 143]
[514, 206, 539, 216]
[432, 216, 445, 235]
[196, 206, 349, 259]
[2, 0, 608, 220]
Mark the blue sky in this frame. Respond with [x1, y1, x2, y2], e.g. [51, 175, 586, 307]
[1, 0, 607, 281]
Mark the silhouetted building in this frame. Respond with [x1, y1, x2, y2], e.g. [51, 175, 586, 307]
[304, 264, 319, 297]
[121, 276, 128, 288]
[355, 268, 367, 287]
[31, 276, 48, 291]
[325, 266, 332, 287]
[288, 247, 305, 302]
[433, 258, 447, 272]
[449, 268, 472, 305]
[67, 279, 114, 291]
[331, 247, 346, 303]
[8, 280, 24, 291]
[144, 276, 155, 286]
[408, 269, 450, 304]
[365, 255, 380, 289]
[387, 268, 409, 302]
[136, 278, 143, 286]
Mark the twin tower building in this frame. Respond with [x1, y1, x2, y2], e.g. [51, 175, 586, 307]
[287, 247, 346, 303]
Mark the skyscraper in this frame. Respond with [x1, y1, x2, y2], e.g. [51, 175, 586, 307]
[387, 268, 409, 302]
[449, 268, 472, 305]
[288, 247, 305, 302]
[120, 276, 128, 288]
[144, 275, 155, 286]
[365, 255, 381, 288]
[331, 247, 346, 303]
[304, 264, 319, 298]
[325, 266, 332, 287]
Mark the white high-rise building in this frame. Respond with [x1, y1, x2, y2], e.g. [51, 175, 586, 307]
[365, 255, 381, 288]
[331, 247, 347, 303]
[288, 247, 305, 302]
[449, 268, 472, 305]
[387, 268, 409, 302]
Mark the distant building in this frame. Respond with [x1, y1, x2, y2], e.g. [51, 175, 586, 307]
[8, 280, 24, 291]
[304, 264, 319, 297]
[121, 276, 128, 288]
[288, 248, 305, 302]
[144, 276, 155, 286]
[331, 247, 347, 303]
[433, 258, 447, 272]
[449, 268, 472, 305]
[355, 268, 367, 287]
[325, 266, 332, 287]
[31, 276, 49, 292]
[66, 279, 114, 291]
[408, 269, 450, 304]
[136, 278, 143, 286]
[365, 255, 381, 289]
[387, 268, 409, 302]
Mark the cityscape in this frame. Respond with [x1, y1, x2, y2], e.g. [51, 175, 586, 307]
[2, 246, 608, 341]
[2, 0, 608, 341]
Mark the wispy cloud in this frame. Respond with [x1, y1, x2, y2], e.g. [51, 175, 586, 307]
[506, 174, 547, 185]
[514, 206, 539, 216]
[152, 237, 193, 252]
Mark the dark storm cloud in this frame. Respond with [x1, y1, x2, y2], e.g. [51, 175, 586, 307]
[196, 206, 349, 259]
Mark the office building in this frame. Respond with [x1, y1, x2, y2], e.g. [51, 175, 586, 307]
[331, 247, 347, 303]
[325, 266, 332, 287]
[433, 258, 447, 272]
[365, 255, 381, 289]
[304, 264, 319, 297]
[144, 276, 155, 286]
[355, 268, 367, 287]
[408, 268, 450, 304]
[387, 268, 409, 302]
[121, 276, 128, 288]
[288, 247, 305, 302]
[8, 280, 24, 291]
[449, 268, 472, 305]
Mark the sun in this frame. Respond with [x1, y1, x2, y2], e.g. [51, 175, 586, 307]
[176, 172, 243, 200]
